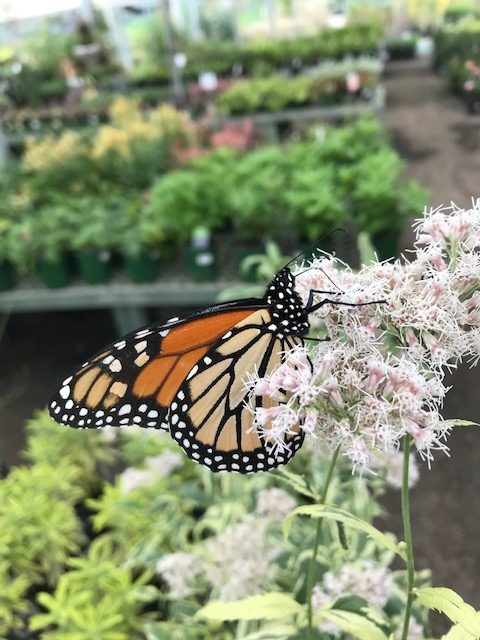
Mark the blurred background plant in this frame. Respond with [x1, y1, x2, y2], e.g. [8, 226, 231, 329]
[0, 409, 432, 640]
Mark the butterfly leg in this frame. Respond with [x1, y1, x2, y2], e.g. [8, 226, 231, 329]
[307, 298, 386, 313]
[305, 289, 342, 309]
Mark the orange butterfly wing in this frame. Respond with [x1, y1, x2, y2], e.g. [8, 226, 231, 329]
[49, 308, 257, 430]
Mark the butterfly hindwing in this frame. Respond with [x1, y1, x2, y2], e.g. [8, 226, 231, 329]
[49, 308, 260, 430]
[168, 309, 307, 473]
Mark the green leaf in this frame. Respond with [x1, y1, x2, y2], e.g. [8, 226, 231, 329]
[414, 587, 480, 637]
[274, 468, 317, 500]
[318, 609, 389, 640]
[444, 420, 480, 428]
[241, 622, 299, 639]
[284, 504, 406, 559]
[196, 592, 305, 622]
[441, 624, 476, 639]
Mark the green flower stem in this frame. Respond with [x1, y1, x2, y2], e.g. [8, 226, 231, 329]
[401, 434, 415, 640]
[306, 446, 341, 640]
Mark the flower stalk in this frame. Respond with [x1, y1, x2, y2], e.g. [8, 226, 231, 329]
[401, 434, 415, 640]
[306, 446, 341, 640]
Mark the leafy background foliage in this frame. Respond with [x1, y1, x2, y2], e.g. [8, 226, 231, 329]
[0, 411, 427, 639]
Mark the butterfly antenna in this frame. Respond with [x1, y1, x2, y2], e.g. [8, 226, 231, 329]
[284, 227, 347, 270]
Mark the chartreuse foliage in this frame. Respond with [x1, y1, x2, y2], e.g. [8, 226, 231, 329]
[0, 410, 478, 638]
[29, 539, 159, 640]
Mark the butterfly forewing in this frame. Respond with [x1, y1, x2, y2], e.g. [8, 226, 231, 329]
[49, 308, 259, 430]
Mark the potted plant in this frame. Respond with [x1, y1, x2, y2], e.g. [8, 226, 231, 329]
[226, 146, 294, 279]
[70, 196, 126, 284]
[283, 165, 349, 247]
[185, 226, 217, 282]
[30, 207, 74, 288]
[348, 149, 428, 260]
[121, 200, 169, 284]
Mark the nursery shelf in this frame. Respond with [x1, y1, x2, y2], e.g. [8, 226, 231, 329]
[215, 84, 386, 135]
[0, 276, 240, 311]
[0, 275, 243, 335]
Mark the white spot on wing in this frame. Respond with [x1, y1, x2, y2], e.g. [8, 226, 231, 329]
[109, 359, 122, 373]
[118, 404, 131, 416]
[135, 340, 147, 353]
[187, 365, 198, 380]
[60, 386, 70, 399]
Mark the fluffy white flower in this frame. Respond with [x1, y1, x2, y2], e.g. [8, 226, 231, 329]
[312, 560, 396, 637]
[204, 515, 280, 601]
[251, 202, 480, 467]
[145, 451, 183, 477]
[119, 468, 154, 494]
[156, 552, 205, 597]
[255, 487, 297, 520]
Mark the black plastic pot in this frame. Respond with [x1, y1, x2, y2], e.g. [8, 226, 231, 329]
[37, 255, 72, 288]
[75, 250, 113, 284]
[124, 252, 158, 283]
[0, 260, 15, 291]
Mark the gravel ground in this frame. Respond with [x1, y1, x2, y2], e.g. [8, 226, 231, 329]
[1, 56, 480, 628]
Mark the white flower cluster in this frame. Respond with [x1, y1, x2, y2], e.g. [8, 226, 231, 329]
[120, 451, 183, 494]
[312, 560, 395, 611]
[156, 514, 280, 602]
[252, 202, 480, 467]
[156, 552, 206, 597]
[312, 560, 396, 637]
[255, 487, 297, 519]
[204, 515, 281, 601]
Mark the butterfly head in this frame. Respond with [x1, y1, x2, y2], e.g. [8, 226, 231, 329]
[265, 268, 310, 336]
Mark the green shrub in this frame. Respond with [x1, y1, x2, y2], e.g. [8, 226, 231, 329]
[216, 58, 381, 115]
[30, 538, 159, 640]
[347, 148, 429, 235]
[0, 562, 30, 637]
[25, 410, 117, 481]
[284, 165, 349, 241]
[0, 460, 84, 585]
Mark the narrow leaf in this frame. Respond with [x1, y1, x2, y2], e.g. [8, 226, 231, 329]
[319, 609, 388, 640]
[196, 592, 305, 622]
[241, 623, 298, 639]
[274, 468, 317, 499]
[444, 420, 480, 428]
[284, 504, 405, 559]
[414, 587, 480, 637]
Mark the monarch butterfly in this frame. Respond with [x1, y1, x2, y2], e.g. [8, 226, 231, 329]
[49, 263, 361, 474]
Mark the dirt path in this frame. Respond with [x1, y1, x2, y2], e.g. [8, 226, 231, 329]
[382, 57, 480, 621]
[385, 57, 480, 217]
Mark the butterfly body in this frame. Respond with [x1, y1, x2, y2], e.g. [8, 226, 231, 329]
[49, 267, 312, 473]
